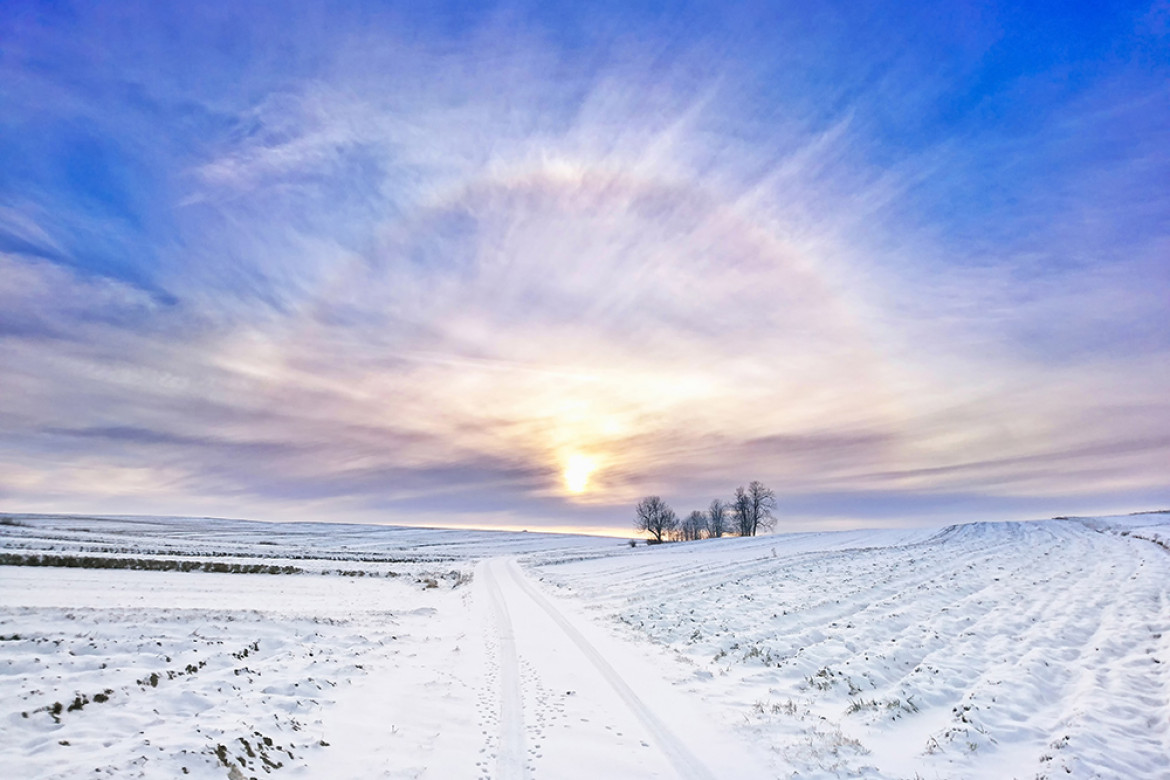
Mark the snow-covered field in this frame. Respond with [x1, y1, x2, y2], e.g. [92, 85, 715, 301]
[2, 512, 1168, 779]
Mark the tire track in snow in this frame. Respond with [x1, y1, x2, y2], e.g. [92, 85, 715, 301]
[502, 559, 717, 780]
[483, 559, 527, 779]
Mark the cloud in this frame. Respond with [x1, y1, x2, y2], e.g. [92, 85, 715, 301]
[0, 2, 1167, 529]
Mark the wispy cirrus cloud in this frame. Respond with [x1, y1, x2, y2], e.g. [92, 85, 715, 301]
[0, 1, 1167, 531]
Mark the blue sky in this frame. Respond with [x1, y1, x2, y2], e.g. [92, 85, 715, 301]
[1, 1, 1167, 533]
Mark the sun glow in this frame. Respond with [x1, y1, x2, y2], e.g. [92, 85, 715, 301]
[563, 453, 599, 494]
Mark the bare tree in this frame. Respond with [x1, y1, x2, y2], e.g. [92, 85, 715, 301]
[748, 481, 776, 535]
[707, 498, 727, 538]
[733, 481, 776, 536]
[733, 486, 752, 536]
[681, 510, 707, 541]
[633, 496, 678, 543]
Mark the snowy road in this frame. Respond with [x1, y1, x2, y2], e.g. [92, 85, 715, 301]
[483, 559, 527, 779]
[478, 557, 767, 780]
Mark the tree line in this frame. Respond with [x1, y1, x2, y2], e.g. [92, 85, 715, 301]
[633, 481, 776, 543]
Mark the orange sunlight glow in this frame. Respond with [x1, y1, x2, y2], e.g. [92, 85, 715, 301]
[563, 452, 599, 494]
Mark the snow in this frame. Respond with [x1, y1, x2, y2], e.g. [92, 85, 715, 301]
[2, 511, 1169, 778]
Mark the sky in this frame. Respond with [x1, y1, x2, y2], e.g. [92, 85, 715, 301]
[1, 1, 1168, 535]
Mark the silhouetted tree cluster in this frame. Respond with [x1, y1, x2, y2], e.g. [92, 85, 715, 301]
[733, 481, 776, 537]
[680, 511, 706, 541]
[633, 495, 677, 543]
[707, 499, 728, 538]
[632, 481, 776, 542]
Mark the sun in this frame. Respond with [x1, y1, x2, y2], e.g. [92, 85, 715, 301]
[563, 453, 598, 494]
